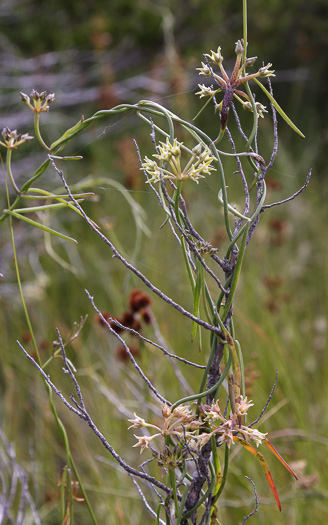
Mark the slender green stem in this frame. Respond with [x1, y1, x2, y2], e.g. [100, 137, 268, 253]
[176, 484, 189, 525]
[6, 198, 41, 365]
[155, 503, 164, 524]
[225, 220, 249, 259]
[177, 461, 187, 487]
[14, 200, 83, 213]
[140, 100, 175, 143]
[4, 209, 77, 243]
[235, 339, 245, 398]
[4, 172, 97, 525]
[6, 149, 21, 194]
[67, 467, 74, 525]
[24, 188, 93, 199]
[181, 237, 196, 292]
[218, 190, 251, 221]
[242, 0, 259, 159]
[70, 456, 98, 525]
[171, 352, 232, 410]
[192, 257, 202, 342]
[169, 469, 179, 517]
[243, 0, 248, 64]
[202, 281, 214, 324]
[211, 434, 221, 497]
[244, 83, 259, 153]
[183, 462, 216, 519]
[222, 222, 250, 322]
[34, 113, 51, 151]
[198, 333, 217, 398]
[173, 181, 183, 228]
[0, 158, 50, 224]
[60, 467, 67, 520]
[213, 444, 229, 503]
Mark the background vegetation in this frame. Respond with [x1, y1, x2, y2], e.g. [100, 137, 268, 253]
[0, 0, 327, 523]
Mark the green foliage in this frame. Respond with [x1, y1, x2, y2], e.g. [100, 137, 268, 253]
[1, 2, 327, 524]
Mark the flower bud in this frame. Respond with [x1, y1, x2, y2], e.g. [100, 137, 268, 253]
[258, 63, 275, 78]
[20, 92, 30, 103]
[192, 143, 203, 156]
[162, 403, 172, 419]
[245, 56, 257, 67]
[204, 47, 223, 66]
[235, 39, 244, 56]
[196, 62, 212, 77]
[0, 128, 33, 149]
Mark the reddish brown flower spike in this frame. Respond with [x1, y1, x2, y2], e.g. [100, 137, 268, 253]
[140, 308, 152, 325]
[117, 345, 140, 362]
[129, 289, 152, 312]
[120, 311, 141, 332]
[21, 331, 32, 343]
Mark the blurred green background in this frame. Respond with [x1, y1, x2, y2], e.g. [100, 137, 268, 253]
[0, 0, 327, 523]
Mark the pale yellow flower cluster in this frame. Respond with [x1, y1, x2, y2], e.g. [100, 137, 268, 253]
[141, 138, 216, 184]
[129, 397, 267, 455]
[128, 403, 203, 454]
[0, 128, 33, 150]
[20, 90, 55, 114]
[202, 398, 267, 449]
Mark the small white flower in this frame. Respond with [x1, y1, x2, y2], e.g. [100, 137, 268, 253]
[128, 413, 146, 429]
[141, 156, 162, 180]
[196, 84, 217, 99]
[235, 396, 254, 417]
[242, 427, 268, 447]
[172, 405, 193, 420]
[0, 128, 33, 149]
[154, 137, 182, 161]
[204, 47, 223, 66]
[258, 63, 275, 78]
[196, 61, 212, 77]
[242, 101, 268, 118]
[217, 420, 235, 448]
[133, 434, 153, 453]
[204, 410, 221, 423]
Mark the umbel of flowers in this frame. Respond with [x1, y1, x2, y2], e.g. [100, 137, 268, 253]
[129, 397, 298, 511]
[196, 39, 274, 132]
[141, 138, 217, 184]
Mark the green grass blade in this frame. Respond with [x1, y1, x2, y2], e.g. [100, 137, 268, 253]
[4, 210, 77, 243]
[253, 78, 305, 138]
[191, 259, 202, 342]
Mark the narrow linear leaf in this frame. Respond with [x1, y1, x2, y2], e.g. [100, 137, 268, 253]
[25, 188, 94, 199]
[14, 200, 84, 214]
[253, 78, 305, 138]
[175, 484, 189, 525]
[50, 116, 85, 150]
[192, 94, 217, 121]
[218, 189, 251, 221]
[264, 470, 281, 512]
[49, 155, 83, 161]
[181, 237, 196, 292]
[5, 210, 77, 243]
[264, 439, 298, 479]
[202, 280, 215, 324]
[233, 436, 281, 511]
[191, 260, 202, 342]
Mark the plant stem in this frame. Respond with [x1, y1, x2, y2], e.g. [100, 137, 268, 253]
[34, 113, 51, 151]
[171, 352, 232, 410]
[6, 149, 20, 194]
